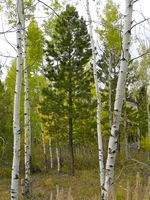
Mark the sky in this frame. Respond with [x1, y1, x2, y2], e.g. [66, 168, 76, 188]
[0, 0, 150, 80]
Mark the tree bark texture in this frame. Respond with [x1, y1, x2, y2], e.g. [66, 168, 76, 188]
[124, 99, 128, 159]
[22, 5, 32, 198]
[49, 137, 53, 169]
[103, 0, 133, 199]
[11, 0, 23, 199]
[108, 54, 112, 128]
[86, 0, 105, 192]
[56, 144, 60, 174]
[41, 125, 47, 169]
[146, 88, 150, 137]
[68, 90, 74, 176]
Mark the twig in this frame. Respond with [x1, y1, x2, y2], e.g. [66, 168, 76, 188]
[130, 158, 148, 167]
[131, 18, 150, 30]
[129, 51, 150, 63]
[0, 54, 15, 58]
[115, 166, 125, 182]
[37, 0, 59, 17]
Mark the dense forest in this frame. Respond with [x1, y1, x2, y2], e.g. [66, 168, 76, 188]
[0, 0, 150, 200]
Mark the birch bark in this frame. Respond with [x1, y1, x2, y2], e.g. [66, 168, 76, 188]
[147, 88, 150, 137]
[147, 105, 150, 138]
[11, 0, 23, 199]
[49, 137, 53, 169]
[103, 0, 133, 199]
[38, 93, 47, 169]
[124, 98, 128, 159]
[56, 144, 60, 174]
[22, 2, 32, 197]
[41, 124, 47, 168]
[108, 55, 112, 127]
[86, 0, 105, 192]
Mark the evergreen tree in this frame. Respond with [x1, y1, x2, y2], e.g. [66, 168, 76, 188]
[43, 5, 92, 175]
[0, 81, 13, 164]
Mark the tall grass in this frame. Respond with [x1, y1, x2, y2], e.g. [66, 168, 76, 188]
[48, 173, 150, 200]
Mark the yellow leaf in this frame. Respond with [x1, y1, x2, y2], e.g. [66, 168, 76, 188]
[63, 100, 68, 106]
[42, 114, 49, 119]
[51, 121, 55, 126]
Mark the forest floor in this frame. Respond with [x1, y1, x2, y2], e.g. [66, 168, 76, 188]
[0, 151, 150, 200]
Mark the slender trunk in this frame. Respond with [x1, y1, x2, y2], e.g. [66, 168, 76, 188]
[22, 3, 31, 197]
[38, 93, 47, 169]
[56, 144, 60, 174]
[108, 54, 112, 127]
[146, 88, 150, 137]
[103, 1, 133, 199]
[68, 90, 74, 176]
[137, 127, 140, 149]
[124, 99, 128, 159]
[147, 105, 150, 137]
[41, 124, 47, 169]
[49, 137, 53, 169]
[86, 0, 105, 193]
[11, 0, 23, 199]
[68, 116, 74, 175]
[137, 106, 140, 149]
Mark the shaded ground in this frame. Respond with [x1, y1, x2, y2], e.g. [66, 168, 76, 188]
[0, 150, 150, 200]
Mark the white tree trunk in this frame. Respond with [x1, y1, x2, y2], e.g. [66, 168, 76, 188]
[103, 0, 133, 199]
[147, 88, 150, 137]
[124, 99, 128, 159]
[108, 55, 112, 127]
[49, 137, 53, 169]
[22, 3, 32, 197]
[147, 105, 150, 137]
[56, 144, 60, 174]
[11, 0, 23, 199]
[137, 107, 141, 150]
[41, 124, 47, 168]
[86, 0, 105, 192]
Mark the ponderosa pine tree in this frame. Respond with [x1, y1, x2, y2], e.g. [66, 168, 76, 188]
[43, 5, 92, 175]
[0, 81, 13, 163]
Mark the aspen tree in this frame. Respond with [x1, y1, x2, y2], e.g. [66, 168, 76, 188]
[22, 1, 32, 197]
[108, 54, 112, 127]
[41, 125, 47, 168]
[103, 0, 133, 198]
[147, 88, 150, 138]
[11, 0, 23, 199]
[86, 0, 105, 192]
[56, 144, 60, 174]
[124, 98, 128, 159]
[49, 137, 53, 169]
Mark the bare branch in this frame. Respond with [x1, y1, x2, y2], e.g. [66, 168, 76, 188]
[0, 54, 15, 58]
[130, 158, 148, 167]
[37, 0, 59, 17]
[129, 51, 150, 63]
[132, 0, 138, 4]
[1, 15, 17, 52]
[0, 29, 17, 35]
[131, 18, 150, 30]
